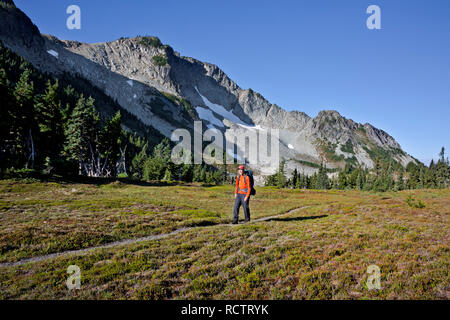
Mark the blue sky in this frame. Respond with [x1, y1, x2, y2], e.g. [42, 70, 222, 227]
[15, 0, 450, 164]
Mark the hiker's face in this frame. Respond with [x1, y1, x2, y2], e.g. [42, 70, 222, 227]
[238, 169, 243, 174]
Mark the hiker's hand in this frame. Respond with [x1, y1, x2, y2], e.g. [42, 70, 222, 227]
[235, 194, 237, 199]
[245, 196, 248, 202]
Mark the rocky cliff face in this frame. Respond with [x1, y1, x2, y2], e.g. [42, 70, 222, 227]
[0, 0, 416, 178]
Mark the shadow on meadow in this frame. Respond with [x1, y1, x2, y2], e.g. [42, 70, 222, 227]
[265, 215, 328, 222]
[1, 170, 185, 188]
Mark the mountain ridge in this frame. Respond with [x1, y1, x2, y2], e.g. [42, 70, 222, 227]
[0, 0, 417, 177]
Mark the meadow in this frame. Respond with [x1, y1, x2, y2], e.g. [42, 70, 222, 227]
[0, 178, 448, 299]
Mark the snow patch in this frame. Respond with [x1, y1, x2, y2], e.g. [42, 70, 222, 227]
[226, 148, 243, 161]
[288, 144, 294, 149]
[195, 106, 224, 128]
[236, 123, 265, 131]
[133, 94, 137, 99]
[47, 50, 59, 59]
[127, 80, 133, 87]
[195, 86, 247, 125]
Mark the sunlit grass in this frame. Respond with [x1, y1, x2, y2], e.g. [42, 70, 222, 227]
[0, 179, 448, 299]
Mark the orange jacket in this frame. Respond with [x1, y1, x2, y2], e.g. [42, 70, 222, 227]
[235, 175, 251, 197]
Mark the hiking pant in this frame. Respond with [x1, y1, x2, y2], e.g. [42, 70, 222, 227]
[233, 193, 250, 223]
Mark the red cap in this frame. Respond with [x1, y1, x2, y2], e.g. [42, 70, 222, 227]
[238, 165, 245, 170]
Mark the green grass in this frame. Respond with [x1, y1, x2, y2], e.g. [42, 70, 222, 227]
[341, 140, 355, 154]
[405, 195, 426, 208]
[152, 55, 168, 66]
[139, 36, 163, 48]
[0, 179, 448, 300]
[161, 91, 192, 113]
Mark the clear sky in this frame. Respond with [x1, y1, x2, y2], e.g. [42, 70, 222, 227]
[14, 0, 450, 165]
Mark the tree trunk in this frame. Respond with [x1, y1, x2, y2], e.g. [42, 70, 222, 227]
[26, 129, 35, 169]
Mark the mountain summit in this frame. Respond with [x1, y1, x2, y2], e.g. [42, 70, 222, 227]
[0, 1, 416, 178]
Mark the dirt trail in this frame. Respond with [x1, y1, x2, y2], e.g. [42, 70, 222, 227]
[0, 206, 311, 268]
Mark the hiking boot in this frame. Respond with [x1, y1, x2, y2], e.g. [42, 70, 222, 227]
[232, 221, 238, 225]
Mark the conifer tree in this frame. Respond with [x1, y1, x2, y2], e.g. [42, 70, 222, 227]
[356, 170, 364, 190]
[338, 170, 347, 189]
[100, 111, 122, 177]
[310, 172, 317, 189]
[439, 147, 445, 163]
[181, 163, 194, 182]
[143, 154, 166, 181]
[0, 68, 13, 167]
[295, 171, 303, 189]
[131, 142, 148, 179]
[291, 168, 298, 188]
[218, 164, 227, 184]
[13, 69, 36, 167]
[396, 171, 405, 191]
[63, 95, 99, 175]
[200, 165, 207, 182]
[316, 163, 329, 189]
[276, 159, 287, 188]
[192, 164, 202, 182]
[35, 79, 64, 160]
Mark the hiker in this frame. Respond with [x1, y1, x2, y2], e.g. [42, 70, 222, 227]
[233, 165, 251, 224]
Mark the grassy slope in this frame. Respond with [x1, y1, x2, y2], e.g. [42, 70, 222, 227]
[0, 179, 448, 299]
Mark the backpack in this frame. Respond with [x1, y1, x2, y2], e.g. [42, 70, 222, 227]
[244, 170, 256, 196]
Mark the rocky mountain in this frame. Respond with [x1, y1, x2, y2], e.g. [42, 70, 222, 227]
[0, 0, 417, 180]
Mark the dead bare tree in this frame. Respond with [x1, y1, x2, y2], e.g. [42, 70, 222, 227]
[82, 141, 111, 177]
[26, 129, 35, 169]
[117, 146, 127, 176]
